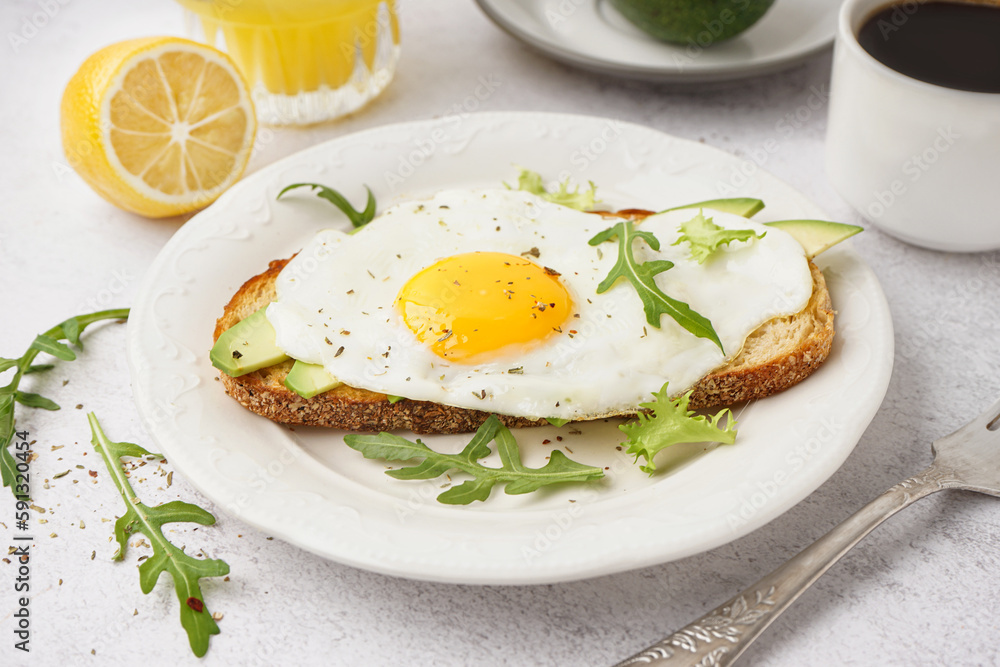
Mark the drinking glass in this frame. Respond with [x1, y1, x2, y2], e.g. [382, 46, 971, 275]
[177, 0, 400, 125]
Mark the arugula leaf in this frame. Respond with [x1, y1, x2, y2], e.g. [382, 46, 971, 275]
[386, 395, 406, 404]
[588, 221, 724, 352]
[88, 414, 229, 658]
[1, 309, 129, 496]
[31, 334, 76, 361]
[673, 210, 766, 263]
[507, 167, 598, 211]
[277, 182, 376, 228]
[344, 414, 603, 504]
[620, 384, 737, 475]
[545, 417, 571, 428]
[15, 392, 60, 410]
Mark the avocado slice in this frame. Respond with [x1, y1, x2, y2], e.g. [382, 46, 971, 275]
[662, 198, 764, 218]
[284, 360, 342, 399]
[763, 219, 863, 258]
[210, 306, 290, 377]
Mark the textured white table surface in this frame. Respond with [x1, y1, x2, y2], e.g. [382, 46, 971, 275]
[2, 1, 999, 666]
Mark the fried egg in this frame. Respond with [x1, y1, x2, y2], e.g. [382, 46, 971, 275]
[266, 188, 812, 420]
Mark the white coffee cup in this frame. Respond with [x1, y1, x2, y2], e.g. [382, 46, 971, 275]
[826, 0, 1000, 252]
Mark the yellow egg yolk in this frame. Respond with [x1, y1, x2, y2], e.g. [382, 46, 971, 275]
[396, 252, 574, 363]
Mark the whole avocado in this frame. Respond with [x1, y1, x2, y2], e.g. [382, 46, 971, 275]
[609, 0, 776, 45]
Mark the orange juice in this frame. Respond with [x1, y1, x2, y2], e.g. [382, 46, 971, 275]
[177, 0, 400, 124]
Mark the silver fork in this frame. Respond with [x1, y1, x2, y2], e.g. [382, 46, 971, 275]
[614, 396, 1000, 667]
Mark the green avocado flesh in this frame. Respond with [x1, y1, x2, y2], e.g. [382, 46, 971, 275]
[662, 197, 764, 218]
[284, 361, 342, 399]
[609, 0, 776, 44]
[763, 219, 863, 259]
[210, 306, 289, 377]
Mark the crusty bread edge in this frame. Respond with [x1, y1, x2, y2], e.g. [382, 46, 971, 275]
[688, 262, 834, 407]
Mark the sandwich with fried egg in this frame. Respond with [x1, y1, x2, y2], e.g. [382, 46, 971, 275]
[210, 186, 856, 434]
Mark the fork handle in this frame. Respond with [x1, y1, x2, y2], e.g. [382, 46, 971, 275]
[613, 464, 960, 667]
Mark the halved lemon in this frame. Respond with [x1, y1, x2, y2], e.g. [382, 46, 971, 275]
[61, 37, 256, 218]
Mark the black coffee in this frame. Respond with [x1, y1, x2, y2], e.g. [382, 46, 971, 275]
[857, 1, 1000, 94]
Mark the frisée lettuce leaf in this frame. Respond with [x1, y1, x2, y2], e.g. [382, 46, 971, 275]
[621, 383, 737, 475]
[507, 167, 598, 211]
[673, 210, 766, 264]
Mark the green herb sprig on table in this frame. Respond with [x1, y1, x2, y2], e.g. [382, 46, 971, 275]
[1, 309, 129, 496]
[589, 221, 724, 352]
[673, 210, 766, 263]
[88, 414, 229, 657]
[277, 182, 376, 228]
[620, 384, 737, 475]
[344, 414, 604, 504]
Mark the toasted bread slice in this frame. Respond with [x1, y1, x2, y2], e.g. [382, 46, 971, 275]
[213, 256, 834, 434]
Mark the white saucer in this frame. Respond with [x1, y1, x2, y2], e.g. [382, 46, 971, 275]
[475, 0, 838, 82]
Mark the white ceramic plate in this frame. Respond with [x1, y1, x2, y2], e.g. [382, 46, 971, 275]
[127, 112, 893, 585]
[475, 0, 838, 82]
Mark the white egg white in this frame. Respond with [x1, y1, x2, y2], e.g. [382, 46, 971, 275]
[266, 188, 812, 420]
